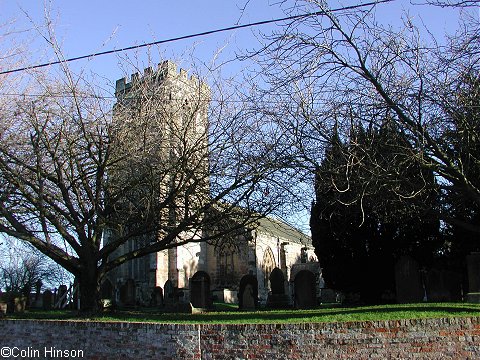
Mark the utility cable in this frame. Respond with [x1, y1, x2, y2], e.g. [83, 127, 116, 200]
[0, 0, 393, 76]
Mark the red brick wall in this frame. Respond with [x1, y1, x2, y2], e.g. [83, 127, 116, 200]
[0, 317, 479, 359]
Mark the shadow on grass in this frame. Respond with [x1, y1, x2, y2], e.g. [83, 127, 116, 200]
[7, 310, 79, 320]
[100, 303, 480, 324]
[6, 303, 480, 324]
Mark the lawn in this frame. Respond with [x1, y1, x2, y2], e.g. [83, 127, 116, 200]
[6, 302, 480, 324]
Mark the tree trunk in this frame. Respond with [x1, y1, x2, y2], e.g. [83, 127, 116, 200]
[77, 266, 101, 313]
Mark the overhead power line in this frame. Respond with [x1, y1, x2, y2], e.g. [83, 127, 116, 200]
[2, 91, 479, 110]
[0, 0, 393, 76]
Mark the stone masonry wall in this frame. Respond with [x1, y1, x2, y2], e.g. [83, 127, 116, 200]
[0, 317, 479, 359]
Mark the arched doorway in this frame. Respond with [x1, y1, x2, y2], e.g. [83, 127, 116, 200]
[190, 271, 211, 308]
[294, 270, 316, 309]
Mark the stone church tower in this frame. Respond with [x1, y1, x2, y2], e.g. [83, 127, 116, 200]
[108, 61, 211, 303]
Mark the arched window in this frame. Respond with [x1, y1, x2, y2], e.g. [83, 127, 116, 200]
[262, 247, 276, 289]
[216, 246, 235, 287]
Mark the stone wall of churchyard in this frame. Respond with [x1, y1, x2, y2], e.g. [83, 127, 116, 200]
[0, 317, 479, 359]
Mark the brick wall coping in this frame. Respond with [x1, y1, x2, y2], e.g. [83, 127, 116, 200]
[2, 315, 479, 328]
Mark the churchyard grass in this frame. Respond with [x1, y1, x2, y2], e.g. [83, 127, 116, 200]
[6, 302, 480, 324]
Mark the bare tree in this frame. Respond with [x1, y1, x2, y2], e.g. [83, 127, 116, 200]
[245, 0, 480, 234]
[415, 0, 480, 7]
[0, 41, 291, 312]
[0, 239, 69, 296]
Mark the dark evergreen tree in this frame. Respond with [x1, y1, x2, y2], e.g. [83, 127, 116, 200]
[439, 71, 480, 277]
[311, 119, 440, 303]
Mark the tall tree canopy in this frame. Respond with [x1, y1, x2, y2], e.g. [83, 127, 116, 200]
[311, 121, 440, 302]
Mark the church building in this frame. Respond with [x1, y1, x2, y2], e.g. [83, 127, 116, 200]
[105, 61, 322, 309]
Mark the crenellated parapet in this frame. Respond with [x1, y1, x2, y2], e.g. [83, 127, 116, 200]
[115, 60, 208, 98]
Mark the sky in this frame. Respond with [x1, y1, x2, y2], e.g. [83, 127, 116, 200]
[0, 0, 475, 231]
[1, 0, 472, 91]
[1, 0, 287, 91]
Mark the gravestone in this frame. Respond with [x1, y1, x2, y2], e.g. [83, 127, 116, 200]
[32, 296, 43, 309]
[15, 297, 27, 313]
[242, 284, 255, 310]
[100, 280, 114, 300]
[395, 256, 424, 303]
[32, 280, 43, 308]
[267, 268, 290, 308]
[190, 272, 211, 309]
[119, 283, 127, 304]
[320, 289, 341, 303]
[294, 270, 317, 309]
[125, 279, 136, 306]
[163, 280, 191, 312]
[73, 279, 79, 310]
[35, 280, 42, 300]
[444, 270, 462, 301]
[0, 291, 6, 316]
[43, 290, 53, 310]
[425, 269, 462, 302]
[57, 285, 68, 308]
[270, 268, 285, 295]
[466, 253, 480, 303]
[164, 280, 175, 305]
[150, 287, 163, 307]
[119, 279, 136, 306]
[238, 275, 258, 310]
[425, 268, 445, 301]
[8, 296, 26, 313]
[0, 301, 6, 317]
